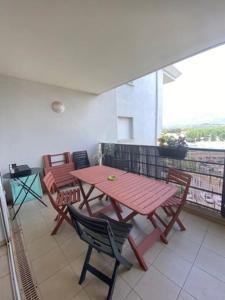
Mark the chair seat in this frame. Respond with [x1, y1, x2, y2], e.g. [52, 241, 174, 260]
[162, 196, 181, 208]
[56, 189, 80, 206]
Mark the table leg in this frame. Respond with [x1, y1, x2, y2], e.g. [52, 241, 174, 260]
[109, 198, 147, 270]
[79, 181, 89, 210]
[128, 235, 148, 271]
[77, 180, 95, 216]
[12, 176, 29, 207]
[148, 214, 168, 244]
[77, 180, 114, 217]
[79, 183, 105, 210]
[12, 179, 33, 220]
[110, 198, 164, 271]
[16, 176, 47, 207]
[12, 174, 46, 220]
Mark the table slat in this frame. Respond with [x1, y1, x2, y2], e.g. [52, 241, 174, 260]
[70, 165, 126, 185]
[96, 173, 177, 215]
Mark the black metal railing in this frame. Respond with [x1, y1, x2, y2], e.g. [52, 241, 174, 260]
[101, 143, 225, 216]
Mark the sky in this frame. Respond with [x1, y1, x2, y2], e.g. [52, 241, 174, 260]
[163, 44, 225, 128]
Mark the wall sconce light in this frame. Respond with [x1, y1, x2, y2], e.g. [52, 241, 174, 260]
[51, 101, 65, 113]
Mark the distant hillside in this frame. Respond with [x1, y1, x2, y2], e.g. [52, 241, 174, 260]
[163, 125, 225, 142]
[164, 118, 225, 129]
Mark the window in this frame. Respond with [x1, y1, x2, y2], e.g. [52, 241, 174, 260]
[117, 117, 133, 141]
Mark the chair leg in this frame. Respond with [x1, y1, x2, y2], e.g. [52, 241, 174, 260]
[51, 215, 64, 235]
[164, 207, 183, 237]
[51, 206, 73, 235]
[148, 214, 168, 244]
[79, 246, 93, 285]
[168, 207, 186, 231]
[107, 260, 120, 300]
[163, 207, 172, 217]
[154, 212, 167, 227]
[54, 214, 60, 221]
[176, 217, 186, 231]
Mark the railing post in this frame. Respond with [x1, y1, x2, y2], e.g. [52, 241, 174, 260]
[221, 159, 225, 218]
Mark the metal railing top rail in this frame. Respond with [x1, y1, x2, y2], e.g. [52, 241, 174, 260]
[100, 141, 225, 152]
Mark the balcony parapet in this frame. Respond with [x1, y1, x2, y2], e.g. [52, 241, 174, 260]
[100, 142, 225, 217]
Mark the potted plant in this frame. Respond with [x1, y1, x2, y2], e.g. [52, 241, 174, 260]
[158, 133, 188, 159]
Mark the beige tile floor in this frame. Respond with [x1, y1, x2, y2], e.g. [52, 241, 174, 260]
[12, 189, 225, 300]
[0, 244, 13, 299]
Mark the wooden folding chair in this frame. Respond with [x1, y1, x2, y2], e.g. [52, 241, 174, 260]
[68, 205, 133, 300]
[153, 168, 192, 238]
[43, 152, 76, 189]
[42, 172, 80, 235]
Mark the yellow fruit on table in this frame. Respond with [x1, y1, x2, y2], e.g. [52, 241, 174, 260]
[107, 175, 117, 181]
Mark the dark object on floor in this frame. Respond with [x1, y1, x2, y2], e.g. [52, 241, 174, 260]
[68, 205, 133, 300]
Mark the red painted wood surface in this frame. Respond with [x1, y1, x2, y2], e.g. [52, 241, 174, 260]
[43, 152, 72, 168]
[70, 167, 178, 271]
[43, 152, 76, 188]
[43, 172, 80, 235]
[45, 163, 76, 188]
[96, 173, 178, 215]
[70, 165, 126, 185]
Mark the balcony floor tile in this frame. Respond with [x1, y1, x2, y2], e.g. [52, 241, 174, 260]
[184, 266, 225, 300]
[13, 197, 225, 300]
[153, 247, 192, 287]
[134, 266, 180, 300]
[203, 231, 225, 257]
[195, 246, 225, 283]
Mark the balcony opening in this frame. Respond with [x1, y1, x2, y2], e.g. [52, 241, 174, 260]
[162, 44, 225, 150]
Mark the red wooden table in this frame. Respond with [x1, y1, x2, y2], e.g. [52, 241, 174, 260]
[96, 172, 178, 271]
[70, 166, 126, 216]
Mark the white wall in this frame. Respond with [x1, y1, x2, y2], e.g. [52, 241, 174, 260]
[0, 72, 161, 175]
[0, 75, 117, 174]
[116, 72, 160, 145]
[155, 70, 164, 140]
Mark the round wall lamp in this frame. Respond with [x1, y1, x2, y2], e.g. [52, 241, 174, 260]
[51, 101, 65, 113]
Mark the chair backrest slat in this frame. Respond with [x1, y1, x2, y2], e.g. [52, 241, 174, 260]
[68, 205, 117, 256]
[73, 151, 90, 169]
[43, 152, 72, 167]
[42, 172, 59, 209]
[167, 168, 192, 202]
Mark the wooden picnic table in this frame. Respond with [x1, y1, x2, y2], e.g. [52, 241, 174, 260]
[96, 172, 178, 271]
[70, 165, 126, 216]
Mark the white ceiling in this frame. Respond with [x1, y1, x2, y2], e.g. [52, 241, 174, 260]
[1, 1, 225, 94]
